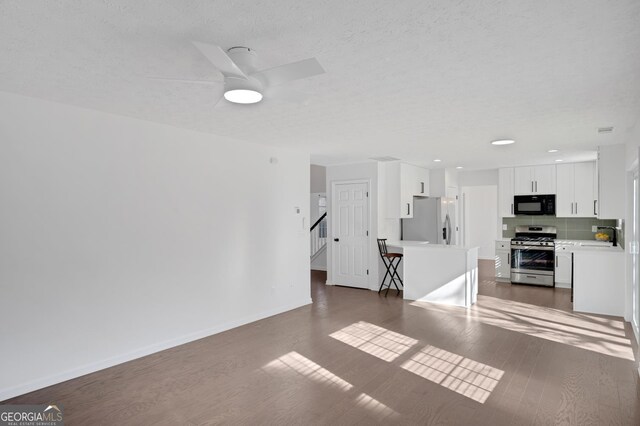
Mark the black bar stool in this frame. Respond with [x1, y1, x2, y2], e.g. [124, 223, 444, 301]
[377, 239, 404, 297]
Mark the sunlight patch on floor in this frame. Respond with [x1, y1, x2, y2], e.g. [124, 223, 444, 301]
[410, 295, 634, 361]
[354, 393, 399, 420]
[401, 345, 503, 404]
[263, 351, 353, 391]
[330, 321, 418, 362]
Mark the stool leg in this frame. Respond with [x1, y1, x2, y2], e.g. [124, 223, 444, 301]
[389, 258, 402, 296]
[378, 258, 391, 294]
[385, 261, 397, 297]
[391, 259, 404, 289]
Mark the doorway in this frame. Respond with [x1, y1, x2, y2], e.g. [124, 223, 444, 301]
[331, 181, 370, 289]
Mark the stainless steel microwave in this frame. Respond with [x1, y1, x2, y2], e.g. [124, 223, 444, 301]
[514, 194, 555, 215]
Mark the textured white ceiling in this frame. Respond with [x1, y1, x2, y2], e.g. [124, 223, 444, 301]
[1, 0, 639, 169]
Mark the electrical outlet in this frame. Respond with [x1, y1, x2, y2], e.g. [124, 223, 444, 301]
[502, 224, 508, 231]
[592, 226, 598, 232]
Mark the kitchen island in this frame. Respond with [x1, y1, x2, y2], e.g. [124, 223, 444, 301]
[570, 243, 625, 316]
[386, 241, 479, 308]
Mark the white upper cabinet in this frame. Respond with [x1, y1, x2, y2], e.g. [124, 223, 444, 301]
[556, 162, 596, 217]
[555, 164, 574, 217]
[514, 165, 556, 195]
[413, 166, 430, 197]
[386, 162, 430, 219]
[498, 168, 515, 217]
[574, 162, 596, 217]
[514, 166, 534, 195]
[534, 165, 557, 194]
[597, 144, 625, 219]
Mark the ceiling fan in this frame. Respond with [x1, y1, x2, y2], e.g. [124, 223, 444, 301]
[152, 41, 325, 105]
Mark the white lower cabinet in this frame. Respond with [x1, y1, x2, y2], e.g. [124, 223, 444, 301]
[554, 245, 572, 288]
[573, 249, 624, 316]
[495, 241, 510, 281]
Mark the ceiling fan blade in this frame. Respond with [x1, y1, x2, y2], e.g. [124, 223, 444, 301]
[192, 41, 248, 80]
[252, 57, 324, 87]
[264, 85, 311, 104]
[146, 77, 221, 85]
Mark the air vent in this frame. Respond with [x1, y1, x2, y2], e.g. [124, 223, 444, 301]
[598, 126, 614, 134]
[370, 156, 400, 162]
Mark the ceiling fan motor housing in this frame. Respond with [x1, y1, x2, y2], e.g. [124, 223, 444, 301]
[226, 47, 257, 74]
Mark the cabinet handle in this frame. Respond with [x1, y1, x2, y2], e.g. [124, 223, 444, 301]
[407, 203, 411, 215]
[575, 202, 578, 214]
[535, 181, 538, 193]
[593, 200, 597, 216]
[531, 181, 534, 193]
[511, 203, 514, 215]
[507, 253, 510, 265]
[556, 255, 558, 267]
[421, 182, 424, 194]
[571, 202, 574, 214]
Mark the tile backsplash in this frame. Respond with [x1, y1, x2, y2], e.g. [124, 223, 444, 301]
[502, 216, 622, 243]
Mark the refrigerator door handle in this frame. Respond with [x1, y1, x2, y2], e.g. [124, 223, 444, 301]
[444, 214, 452, 245]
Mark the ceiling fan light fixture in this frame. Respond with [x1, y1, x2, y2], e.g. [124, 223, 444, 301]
[224, 89, 263, 104]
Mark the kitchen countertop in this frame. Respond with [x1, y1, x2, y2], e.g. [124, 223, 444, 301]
[386, 240, 477, 251]
[555, 239, 623, 252]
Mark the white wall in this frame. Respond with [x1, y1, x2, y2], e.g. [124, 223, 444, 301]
[458, 169, 498, 187]
[310, 164, 326, 193]
[0, 92, 311, 400]
[462, 185, 498, 259]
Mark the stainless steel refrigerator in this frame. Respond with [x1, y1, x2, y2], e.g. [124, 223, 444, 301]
[401, 197, 457, 244]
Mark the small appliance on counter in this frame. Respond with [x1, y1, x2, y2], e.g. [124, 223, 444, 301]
[510, 225, 557, 287]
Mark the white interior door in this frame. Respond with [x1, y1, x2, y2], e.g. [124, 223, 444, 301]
[332, 182, 369, 288]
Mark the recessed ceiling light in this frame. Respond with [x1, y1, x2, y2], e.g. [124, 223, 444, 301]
[491, 139, 515, 146]
[555, 159, 564, 162]
[548, 149, 559, 153]
[224, 89, 263, 104]
[433, 159, 442, 162]
[456, 166, 464, 169]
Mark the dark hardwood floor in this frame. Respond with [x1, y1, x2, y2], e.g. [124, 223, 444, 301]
[5, 266, 640, 425]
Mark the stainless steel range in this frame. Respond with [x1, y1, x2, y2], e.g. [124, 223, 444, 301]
[510, 225, 557, 287]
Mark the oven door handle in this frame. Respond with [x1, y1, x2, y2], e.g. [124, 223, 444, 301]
[511, 245, 555, 251]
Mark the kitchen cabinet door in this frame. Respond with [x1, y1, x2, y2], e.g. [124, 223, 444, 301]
[555, 164, 574, 217]
[555, 250, 572, 287]
[495, 249, 511, 280]
[514, 166, 535, 195]
[498, 168, 515, 217]
[415, 167, 429, 196]
[399, 163, 414, 218]
[533, 165, 556, 194]
[573, 162, 595, 217]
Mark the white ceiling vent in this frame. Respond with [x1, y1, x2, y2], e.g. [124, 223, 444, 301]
[598, 126, 614, 134]
[370, 156, 400, 162]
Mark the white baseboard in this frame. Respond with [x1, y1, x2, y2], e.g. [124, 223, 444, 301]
[0, 298, 312, 402]
[555, 282, 571, 289]
[310, 266, 327, 271]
